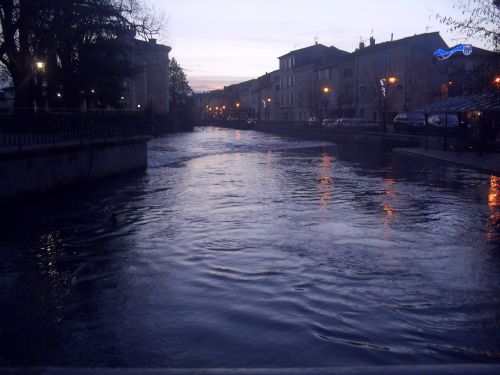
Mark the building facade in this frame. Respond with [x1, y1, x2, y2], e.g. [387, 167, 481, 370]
[127, 38, 172, 114]
[197, 32, 498, 123]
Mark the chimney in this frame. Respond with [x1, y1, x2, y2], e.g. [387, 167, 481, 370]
[391, 33, 394, 41]
[369, 37, 375, 46]
[359, 42, 365, 49]
[149, 38, 157, 44]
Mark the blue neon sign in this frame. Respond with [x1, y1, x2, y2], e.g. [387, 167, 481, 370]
[433, 44, 473, 60]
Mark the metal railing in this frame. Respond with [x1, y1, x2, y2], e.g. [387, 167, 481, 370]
[0, 109, 154, 148]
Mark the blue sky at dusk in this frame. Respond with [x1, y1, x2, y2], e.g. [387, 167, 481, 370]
[150, 1, 485, 92]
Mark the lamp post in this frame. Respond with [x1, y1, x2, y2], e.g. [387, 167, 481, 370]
[33, 60, 46, 110]
[322, 87, 330, 120]
[383, 76, 397, 133]
[265, 97, 272, 120]
[494, 76, 500, 90]
[236, 102, 240, 119]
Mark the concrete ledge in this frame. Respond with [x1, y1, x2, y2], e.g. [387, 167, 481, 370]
[0, 135, 151, 160]
[1, 364, 499, 375]
[395, 148, 500, 174]
[0, 137, 150, 201]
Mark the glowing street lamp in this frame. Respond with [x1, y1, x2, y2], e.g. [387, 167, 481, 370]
[383, 76, 397, 132]
[494, 76, 500, 88]
[35, 61, 45, 71]
[267, 98, 272, 103]
[322, 87, 331, 119]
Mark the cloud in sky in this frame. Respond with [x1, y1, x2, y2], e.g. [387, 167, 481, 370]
[150, 0, 487, 91]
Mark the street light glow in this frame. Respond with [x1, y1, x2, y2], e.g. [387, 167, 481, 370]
[267, 98, 272, 103]
[494, 77, 500, 84]
[35, 61, 45, 71]
[323, 87, 330, 94]
[236, 103, 240, 108]
[388, 77, 397, 84]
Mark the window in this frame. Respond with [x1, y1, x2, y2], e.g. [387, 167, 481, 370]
[298, 93, 303, 106]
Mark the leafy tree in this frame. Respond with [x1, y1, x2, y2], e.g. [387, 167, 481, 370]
[436, 0, 500, 51]
[0, 0, 164, 108]
[169, 57, 192, 111]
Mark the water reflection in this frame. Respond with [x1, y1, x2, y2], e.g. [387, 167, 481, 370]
[319, 151, 333, 208]
[1, 128, 500, 368]
[487, 175, 500, 243]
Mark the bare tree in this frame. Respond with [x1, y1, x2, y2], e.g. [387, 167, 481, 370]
[435, 0, 500, 51]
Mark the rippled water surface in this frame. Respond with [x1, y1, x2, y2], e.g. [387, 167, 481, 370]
[1, 127, 499, 368]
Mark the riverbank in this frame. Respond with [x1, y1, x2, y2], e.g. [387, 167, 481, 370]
[395, 147, 500, 175]
[0, 136, 150, 202]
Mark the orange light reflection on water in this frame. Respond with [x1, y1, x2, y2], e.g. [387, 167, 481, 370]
[487, 175, 500, 242]
[382, 177, 397, 240]
[319, 152, 333, 208]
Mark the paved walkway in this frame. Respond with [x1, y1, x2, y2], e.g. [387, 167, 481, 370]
[395, 148, 500, 175]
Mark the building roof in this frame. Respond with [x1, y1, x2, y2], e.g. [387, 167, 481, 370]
[352, 32, 447, 56]
[415, 93, 500, 113]
[134, 38, 171, 53]
[278, 43, 330, 59]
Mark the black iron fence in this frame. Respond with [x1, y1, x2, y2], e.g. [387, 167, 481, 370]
[0, 109, 154, 148]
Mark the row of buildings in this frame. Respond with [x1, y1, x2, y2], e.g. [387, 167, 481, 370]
[195, 32, 498, 123]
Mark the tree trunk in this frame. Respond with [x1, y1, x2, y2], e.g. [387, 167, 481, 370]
[11, 68, 34, 110]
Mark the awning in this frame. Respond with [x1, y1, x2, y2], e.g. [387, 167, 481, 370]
[415, 93, 500, 113]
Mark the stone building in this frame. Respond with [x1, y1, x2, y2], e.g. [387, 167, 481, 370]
[197, 31, 497, 124]
[126, 38, 172, 114]
[277, 43, 348, 121]
[350, 33, 450, 123]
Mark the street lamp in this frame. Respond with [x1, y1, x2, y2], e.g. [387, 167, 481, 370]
[35, 61, 45, 71]
[383, 76, 397, 133]
[494, 76, 500, 89]
[33, 60, 46, 110]
[236, 102, 240, 119]
[322, 87, 331, 119]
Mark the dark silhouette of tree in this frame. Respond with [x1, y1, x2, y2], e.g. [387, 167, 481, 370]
[169, 57, 192, 111]
[435, 0, 500, 51]
[0, 0, 164, 108]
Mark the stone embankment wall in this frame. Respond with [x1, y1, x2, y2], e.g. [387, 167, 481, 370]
[0, 137, 148, 202]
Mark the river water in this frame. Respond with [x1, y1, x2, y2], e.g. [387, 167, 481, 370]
[1, 127, 499, 368]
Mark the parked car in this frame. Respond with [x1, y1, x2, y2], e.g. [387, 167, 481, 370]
[428, 114, 459, 128]
[322, 118, 337, 128]
[306, 117, 320, 126]
[246, 118, 257, 126]
[393, 112, 425, 133]
[328, 118, 378, 130]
